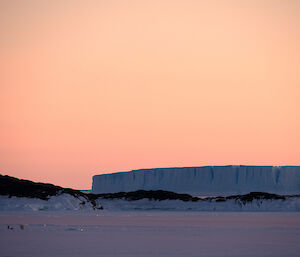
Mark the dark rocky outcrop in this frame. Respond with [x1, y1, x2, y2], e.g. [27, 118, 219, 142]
[98, 190, 299, 204]
[96, 190, 297, 203]
[97, 190, 199, 202]
[0, 174, 102, 209]
[208, 192, 292, 204]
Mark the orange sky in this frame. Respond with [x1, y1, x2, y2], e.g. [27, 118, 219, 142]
[0, 0, 299, 189]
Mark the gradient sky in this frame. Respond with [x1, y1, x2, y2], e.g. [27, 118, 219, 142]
[0, 0, 299, 189]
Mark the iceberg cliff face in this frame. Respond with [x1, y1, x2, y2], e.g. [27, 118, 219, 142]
[92, 166, 300, 195]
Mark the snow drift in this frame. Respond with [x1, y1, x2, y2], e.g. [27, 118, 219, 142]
[1, 191, 299, 212]
[99, 194, 300, 212]
[92, 165, 300, 195]
[0, 194, 101, 211]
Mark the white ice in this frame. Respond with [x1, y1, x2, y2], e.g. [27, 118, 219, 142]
[0, 211, 299, 257]
[92, 165, 300, 195]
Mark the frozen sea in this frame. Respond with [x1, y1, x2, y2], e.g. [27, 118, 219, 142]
[0, 211, 299, 257]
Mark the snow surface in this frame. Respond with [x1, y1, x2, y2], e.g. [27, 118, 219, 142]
[0, 211, 299, 257]
[92, 165, 300, 195]
[98, 196, 300, 212]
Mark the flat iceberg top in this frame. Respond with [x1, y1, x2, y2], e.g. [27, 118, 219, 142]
[92, 165, 300, 195]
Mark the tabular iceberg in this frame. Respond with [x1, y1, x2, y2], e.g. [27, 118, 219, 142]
[92, 165, 300, 195]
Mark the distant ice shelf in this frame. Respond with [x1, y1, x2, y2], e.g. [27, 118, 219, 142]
[92, 165, 300, 195]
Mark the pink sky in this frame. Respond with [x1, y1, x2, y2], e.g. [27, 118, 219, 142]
[1, 1, 299, 189]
